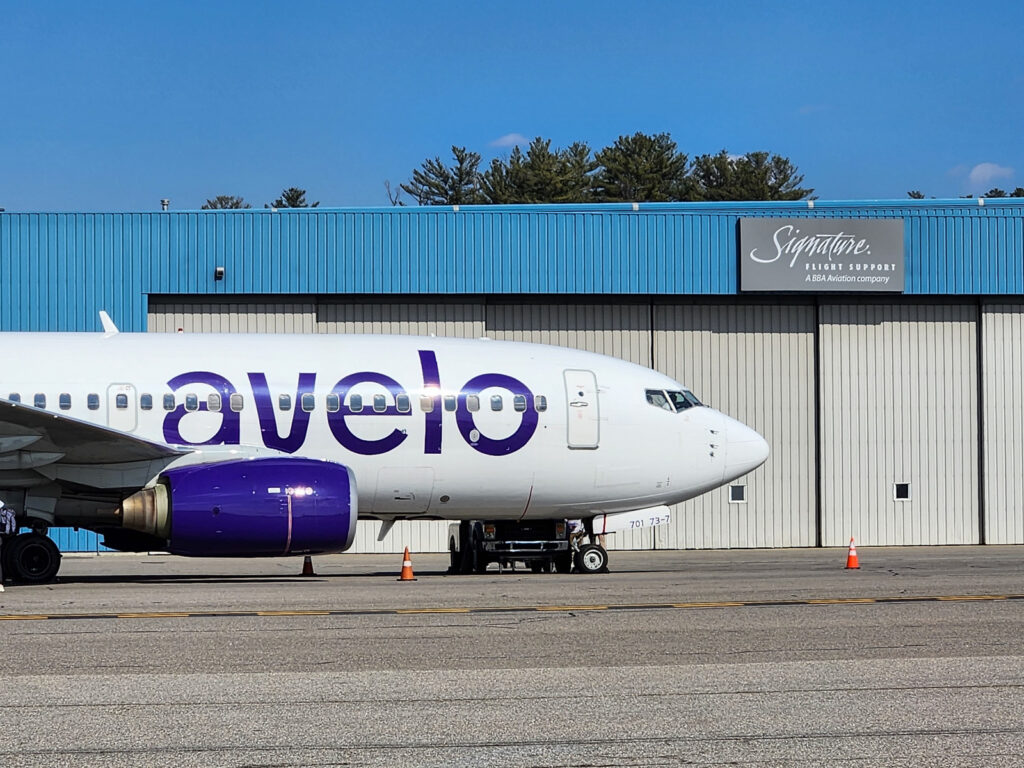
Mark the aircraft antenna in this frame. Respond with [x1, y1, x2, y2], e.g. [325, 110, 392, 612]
[99, 311, 119, 334]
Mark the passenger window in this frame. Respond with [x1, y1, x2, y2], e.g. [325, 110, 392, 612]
[185, 394, 199, 412]
[443, 394, 457, 412]
[420, 395, 435, 413]
[7, 393, 20, 403]
[230, 393, 244, 412]
[326, 393, 340, 412]
[140, 394, 153, 410]
[279, 394, 292, 411]
[115, 394, 129, 409]
[89, 393, 101, 410]
[466, 395, 480, 412]
[208, 393, 221, 412]
[396, 393, 411, 413]
[534, 395, 547, 412]
[373, 394, 387, 413]
[34, 393, 46, 409]
[513, 394, 527, 412]
[59, 393, 72, 410]
[490, 395, 503, 411]
[349, 394, 363, 412]
[162, 394, 175, 411]
[301, 393, 315, 412]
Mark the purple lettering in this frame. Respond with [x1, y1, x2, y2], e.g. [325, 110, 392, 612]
[162, 372, 240, 446]
[418, 350, 442, 454]
[327, 372, 409, 455]
[456, 373, 537, 456]
[248, 372, 317, 454]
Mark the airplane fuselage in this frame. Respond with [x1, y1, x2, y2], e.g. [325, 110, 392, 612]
[1, 332, 767, 528]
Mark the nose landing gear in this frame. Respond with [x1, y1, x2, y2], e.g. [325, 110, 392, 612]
[574, 542, 609, 574]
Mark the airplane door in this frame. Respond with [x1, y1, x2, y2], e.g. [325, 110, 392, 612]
[564, 369, 599, 449]
[107, 383, 138, 432]
[372, 467, 435, 515]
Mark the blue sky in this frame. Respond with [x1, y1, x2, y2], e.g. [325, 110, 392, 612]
[2, 0, 1022, 211]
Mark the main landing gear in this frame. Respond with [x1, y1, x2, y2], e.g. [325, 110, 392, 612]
[2, 532, 62, 584]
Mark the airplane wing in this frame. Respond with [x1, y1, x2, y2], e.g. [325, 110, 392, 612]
[0, 398, 189, 493]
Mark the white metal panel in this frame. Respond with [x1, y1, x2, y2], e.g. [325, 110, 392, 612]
[317, 301, 485, 337]
[819, 304, 979, 546]
[982, 303, 1024, 544]
[147, 299, 317, 333]
[485, 303, 654, 550]
[654, 304, 816, 549]
[485, 303, 651, 364]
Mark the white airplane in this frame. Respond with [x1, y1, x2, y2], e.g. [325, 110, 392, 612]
[0, 315, 768, 582]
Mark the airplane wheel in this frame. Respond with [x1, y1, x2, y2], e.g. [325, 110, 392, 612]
[574, 544, 608, 575]
[7, 533, 62, 584]
[448, 537, 459, 574]
[554, 553, 573, 573]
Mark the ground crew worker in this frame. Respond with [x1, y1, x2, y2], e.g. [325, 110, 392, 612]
[0, 498, 16, 591]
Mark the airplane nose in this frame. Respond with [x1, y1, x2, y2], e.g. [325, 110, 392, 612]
[724, 420, 769, 480]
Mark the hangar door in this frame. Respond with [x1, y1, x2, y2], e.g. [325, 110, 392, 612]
[819, 304, 979, 546]
[981, 303, 1024, 544]
[654, 304, 816, 549]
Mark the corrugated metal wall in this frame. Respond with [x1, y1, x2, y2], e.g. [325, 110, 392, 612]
[148, 300, 317, 333]
[654, 304, 816, 548]
[3, 202, 1024, 333]
[982, 303, 1024, 544]
[819, 304, 979, 546]
[317, 301, 486, 337]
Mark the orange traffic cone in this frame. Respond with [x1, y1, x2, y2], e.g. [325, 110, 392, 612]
[301, 555, 315, 576]
[397, 547, 417, 581]
[845, 538, 860, 570]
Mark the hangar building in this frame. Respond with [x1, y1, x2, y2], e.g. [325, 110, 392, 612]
[1, 199, 1022, 553]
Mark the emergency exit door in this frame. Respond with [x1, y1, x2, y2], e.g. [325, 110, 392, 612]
[564, 369, 599, 449]
[107, 383, 137, 432]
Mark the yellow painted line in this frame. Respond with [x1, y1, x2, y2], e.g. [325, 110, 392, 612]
[256, 610, 331, 616]
[0, 614, 50, 621]
[808, 598, 877, 604]
[395, 607, 471, 614]
[671, 601, 745, 608]
[535, 605, 609, 611]
[936, 595, 1007, 601]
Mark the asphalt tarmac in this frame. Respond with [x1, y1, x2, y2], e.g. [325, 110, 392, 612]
[1, 546, 1023, 767]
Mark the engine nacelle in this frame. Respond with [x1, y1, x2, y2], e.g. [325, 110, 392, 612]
[120, 457, 358, 557]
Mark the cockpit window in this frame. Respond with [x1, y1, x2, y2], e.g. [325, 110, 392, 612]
[648, 388, 705, 413]
[645, 389, 674, 412]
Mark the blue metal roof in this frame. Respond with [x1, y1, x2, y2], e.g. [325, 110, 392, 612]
[2, 200, 1023, 332]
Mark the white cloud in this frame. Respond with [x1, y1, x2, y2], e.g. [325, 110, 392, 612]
[489, 133, 528, 148]
[967, 162, 1013, 189]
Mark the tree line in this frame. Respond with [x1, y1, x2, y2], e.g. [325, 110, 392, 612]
[201, 188, 318, 210]
[200, 132, 813, 209]
[395, 133, 813, 205]
[908, 188, 1024, 199]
